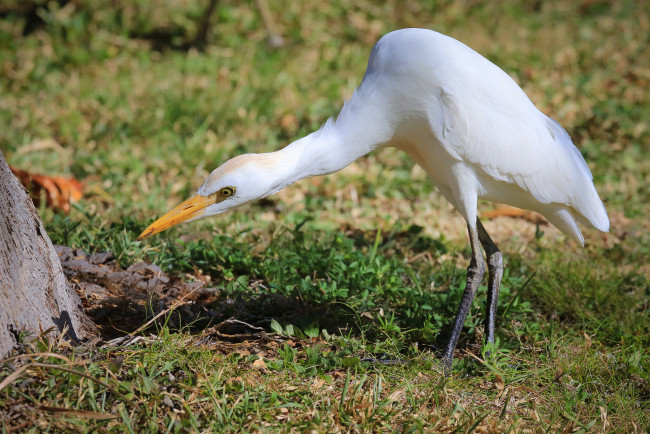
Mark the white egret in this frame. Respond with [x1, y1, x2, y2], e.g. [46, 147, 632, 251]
[137, 28, 609, 372]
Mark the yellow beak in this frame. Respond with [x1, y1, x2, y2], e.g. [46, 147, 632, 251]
[137, 195, 215, 241]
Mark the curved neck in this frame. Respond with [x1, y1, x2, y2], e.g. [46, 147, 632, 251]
[263, 87, 396, 195]
[262, 122, 365, 196]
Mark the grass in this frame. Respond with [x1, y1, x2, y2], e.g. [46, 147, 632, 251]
[1, 0, 649, 431]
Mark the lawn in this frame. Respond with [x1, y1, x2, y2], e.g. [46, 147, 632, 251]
[1, 0, 649, 431]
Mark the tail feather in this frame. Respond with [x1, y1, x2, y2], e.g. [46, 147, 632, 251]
[545, 206, 584, 246]
[573, 184, 609, 232]
[545, 116, 609, 233]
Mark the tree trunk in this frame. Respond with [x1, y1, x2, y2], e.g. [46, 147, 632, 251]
[0, 151, 96, 356]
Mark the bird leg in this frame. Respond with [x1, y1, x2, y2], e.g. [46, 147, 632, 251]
[443, 224, 485, 374]
[476, 218, 503, 346]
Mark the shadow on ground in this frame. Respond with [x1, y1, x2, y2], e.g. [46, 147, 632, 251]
[55, 246, 363, 344]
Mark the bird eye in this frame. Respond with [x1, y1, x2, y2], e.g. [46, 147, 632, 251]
[219, 187, 236, 197]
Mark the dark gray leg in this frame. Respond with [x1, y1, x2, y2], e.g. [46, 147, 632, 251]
[443, 224, 485, 374]
[476, 219, 503, 345]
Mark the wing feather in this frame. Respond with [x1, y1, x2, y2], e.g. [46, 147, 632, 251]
[437, 86, 608, 232]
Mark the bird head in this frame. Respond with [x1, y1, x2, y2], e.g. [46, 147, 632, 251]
[136, 154, 278, 240]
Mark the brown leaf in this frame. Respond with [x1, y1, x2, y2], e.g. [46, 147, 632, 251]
[311, 378, 327, 389]
[494, 374, 505, 391]
[10, 166, 83, 213]
[226, 376, 244, 385]
[252, 358, 268, 371]
[481, 205, 548, 225]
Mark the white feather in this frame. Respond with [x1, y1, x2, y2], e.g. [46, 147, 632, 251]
[194, 28, 608, 245]
[320, 28, 609, 244]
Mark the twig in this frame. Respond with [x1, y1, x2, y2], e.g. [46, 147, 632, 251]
[214, 318, 265, 333]
[204, 318, 267, 341]
[195, 0, 219, 49]
[3, 352, 74, 365]
[39, 406, 118, 420]
[0, 364, 31, 393]
[360, 358, 407, 366]
[129, 281, 206, 336]
[256, 0, 284, 48]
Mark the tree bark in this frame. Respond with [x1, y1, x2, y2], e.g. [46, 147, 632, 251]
[0, 151, 96, 356]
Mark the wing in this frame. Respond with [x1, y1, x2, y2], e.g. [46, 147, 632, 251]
[436, 84, 608, 233]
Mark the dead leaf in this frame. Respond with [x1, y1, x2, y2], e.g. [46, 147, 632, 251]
[387, 388, 405, 402]
[225, 376, 244, 385]
[481, 205, 548, 225]
[252, 358, 267, 371]
[10, 166, 83, 213]
[583, 331, 592, 349]
[279, 113, 298, 131]
[494, 374, 505, 391]
[599, 406, 609, 430]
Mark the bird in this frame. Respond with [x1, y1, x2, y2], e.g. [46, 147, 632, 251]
[137, 28, 609, 373]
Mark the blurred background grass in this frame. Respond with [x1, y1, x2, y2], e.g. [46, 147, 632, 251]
[2, 0, 648, 234]
[0, 0, 649, 430]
